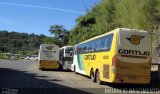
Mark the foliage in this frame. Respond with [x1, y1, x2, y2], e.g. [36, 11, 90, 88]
[69, 0, 160, 45]
[0, 30, 46, 55]
[49, 25, 69, 47]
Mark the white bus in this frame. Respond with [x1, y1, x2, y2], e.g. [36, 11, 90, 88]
[71, 28, 151, 84]
[59, 46, 74, 70]
[38, 44, 60, 70]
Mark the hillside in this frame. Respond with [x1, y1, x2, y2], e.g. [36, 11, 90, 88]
[69, 0, 160, 45]
[0, 30, 46, 54]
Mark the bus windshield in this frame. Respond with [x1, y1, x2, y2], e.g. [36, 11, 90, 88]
[65, 48, 73, 54]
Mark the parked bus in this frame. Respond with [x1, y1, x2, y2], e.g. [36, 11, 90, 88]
[38, 44, 60, 70]
[71, 28, 151, 84]
[59, 46, 74, 70]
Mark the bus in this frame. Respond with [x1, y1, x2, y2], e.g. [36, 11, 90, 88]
[71, 28, 151, 84]
[59, 46, 74, 70]
[38, 44, 60, 70]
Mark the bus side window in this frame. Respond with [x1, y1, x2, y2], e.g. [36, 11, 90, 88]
[99, 37, 106, 51]
[77, 47, 79, 54]
[94, 39, 99, 51]
[105, 39, 109, 51]
[83, 43, 87, 53]
[74, 47, 77, 55]
[80, 45, 84, 54]
[107, 34, 114, 50]
[89, 41, 94, 52]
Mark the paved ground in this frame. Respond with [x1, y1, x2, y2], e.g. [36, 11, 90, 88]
[0, 60, 160, 94]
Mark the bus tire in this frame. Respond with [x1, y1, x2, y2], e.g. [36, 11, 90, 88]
[74, 66, 77, 74]
[40, 67, 45, 71]
[95, 70, 103, 85]
[90, 69, 95, 82]
[59, 64, 63, 70]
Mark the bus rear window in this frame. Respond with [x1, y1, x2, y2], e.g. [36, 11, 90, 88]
[65, 48, 73, 53]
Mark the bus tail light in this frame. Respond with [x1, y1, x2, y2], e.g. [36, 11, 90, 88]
[112, 55, 117, 74]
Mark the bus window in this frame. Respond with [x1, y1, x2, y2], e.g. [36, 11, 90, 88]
[106, 34, 113, 50]
[65, 47, 73, 57]
[99, 37, 106, 51]
[88, 41, 93, 52]
[83, 43, 88, 53]
[94, 39, 99, 51]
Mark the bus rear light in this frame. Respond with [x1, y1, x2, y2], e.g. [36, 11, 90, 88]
[112, 55, 117, 74]
[112, 56, 117, 67]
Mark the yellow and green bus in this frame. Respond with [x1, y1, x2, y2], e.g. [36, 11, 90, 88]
[38, 44, 60, 70]
[71, 28, 151, 84]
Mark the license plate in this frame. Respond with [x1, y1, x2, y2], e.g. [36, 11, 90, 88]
[68, 62, 72, 64]
[128, 76, 137, 79]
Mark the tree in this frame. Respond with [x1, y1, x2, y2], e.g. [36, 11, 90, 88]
[49, 25, 69, 47]
[69, 0, 160, 46]
[43, 37, 54, 44]
[0, 30, 46, 56]
[49, 25, 66, 38]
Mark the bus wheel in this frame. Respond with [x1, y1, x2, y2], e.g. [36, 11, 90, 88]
[95, 70, 103, 85]
[74, 66, 76, 72]
[90, 69, 95, 82]
[59, 64, 62, 70]
[40, 68, 45, 71]
[74, 66, 77, 74]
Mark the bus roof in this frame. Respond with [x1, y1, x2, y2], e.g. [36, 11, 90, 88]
[60, 46, 74, 49]
[75, 28, 148, 46]
[40, 44, 58, 46]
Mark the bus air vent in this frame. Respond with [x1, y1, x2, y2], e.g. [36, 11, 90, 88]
[103, 64, 109, 79]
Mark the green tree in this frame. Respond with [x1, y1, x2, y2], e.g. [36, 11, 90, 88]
[49, 25, 69, 47]
[43, 37, 54, 44]
[69, 0, 160, 46]
[0, 30, 46, 55]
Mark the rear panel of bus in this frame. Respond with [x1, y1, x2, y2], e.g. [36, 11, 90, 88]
[39, 44, 59, 69]
[63, 47, 74, 70]
[113, 29, 151, 84]
[59, 46, 73, 70]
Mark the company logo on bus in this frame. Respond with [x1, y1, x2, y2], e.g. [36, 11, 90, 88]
[84, 54, 96, 60]
[126, 35, 144, 45]
[119, 49, 150, 56]
[46, 46, 53, 51]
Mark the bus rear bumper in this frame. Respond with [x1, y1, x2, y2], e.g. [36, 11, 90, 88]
[39, 60, 60, 69]
[113, 75, 150, 84]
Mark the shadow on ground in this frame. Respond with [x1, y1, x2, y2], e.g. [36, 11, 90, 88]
[101, 71, 160, 93]
[0, 68, 92, 94]
[40, 69, 72, 72]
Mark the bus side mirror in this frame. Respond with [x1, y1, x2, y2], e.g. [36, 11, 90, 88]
[70, 51, 73, 57]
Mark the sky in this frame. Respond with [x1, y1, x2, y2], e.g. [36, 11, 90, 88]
[0, 0, 101, 36]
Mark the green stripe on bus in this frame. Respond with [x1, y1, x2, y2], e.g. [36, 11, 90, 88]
[77, 54, 85, 70]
